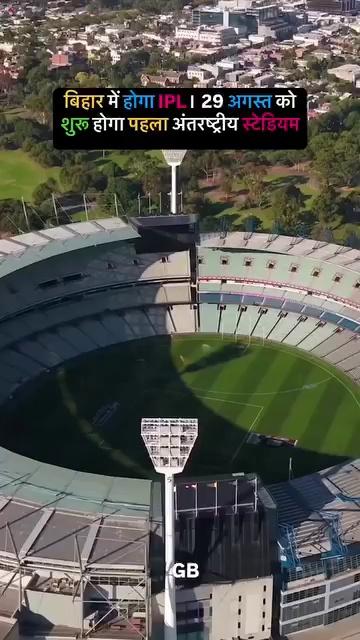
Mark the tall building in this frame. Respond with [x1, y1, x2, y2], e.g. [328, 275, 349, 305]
[306, 0, 356, 12]
[192, 5, 249, 35]
[192, 2, 294, 40]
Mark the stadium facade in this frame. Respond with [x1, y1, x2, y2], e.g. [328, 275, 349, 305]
[0, 217, 359, 639]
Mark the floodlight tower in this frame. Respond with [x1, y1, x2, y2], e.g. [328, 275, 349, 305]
[162, 150, 187, 214]
[141, 417, 198, 640]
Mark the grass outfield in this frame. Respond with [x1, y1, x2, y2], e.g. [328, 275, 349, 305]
[1, 335, 360, 482]
[0, 150, 60, 201]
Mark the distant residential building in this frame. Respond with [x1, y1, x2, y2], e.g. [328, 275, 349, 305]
[176, 24, 237, 45]
[328, 63, 360, 82]
[293, 31, 325, 45]
[142, 32, 163, 42]
[312, 49, 332, 59]
[200, 25, 238, 44]
[187, 66, 213, 82]
[94, 34, 111, 45]
[0, 69, 16, 92]
[254, 72, 275, 86]
[175, 25, 200, 39]
[109, 49, 121, 64]
[217, 57, 242, 71]
[225, 69, 248, 81]
[50, 53, 71, 68]
[258, 19, 293, 39]
[141, 71, 187, 87]
[0, 42, 14, 53]
[201, 63, 220, 77]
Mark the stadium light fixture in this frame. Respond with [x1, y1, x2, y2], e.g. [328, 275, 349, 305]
[141, 417, 198, 640]
[162, 150, 187, 215]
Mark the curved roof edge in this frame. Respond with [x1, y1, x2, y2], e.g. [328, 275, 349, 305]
[0, 218, 139, 278]
[200, 232, 360, 269]
[0, 447, 152, 517]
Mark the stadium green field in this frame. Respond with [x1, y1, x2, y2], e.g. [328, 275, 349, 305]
[2, 335, 360, 482]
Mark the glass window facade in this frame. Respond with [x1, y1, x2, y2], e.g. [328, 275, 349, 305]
[282, 614, 324, 635]
[282, 598, 326, 622]
[325, 600, 360, 625]
[283, 585, 326, 603]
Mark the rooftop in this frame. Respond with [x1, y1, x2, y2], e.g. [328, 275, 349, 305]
[200, 232, 360, 272]
[0, 218, 139, 279]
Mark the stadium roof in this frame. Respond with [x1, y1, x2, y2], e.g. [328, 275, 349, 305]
[0, 448, 151, 515]
[131, 214, 197, 228]
[0, 498, 149, 570]
[0, 449, 152, 569]
[269, 459, 360, 562]
[200, 232, 360, 271]
[0, 218, 139, 278]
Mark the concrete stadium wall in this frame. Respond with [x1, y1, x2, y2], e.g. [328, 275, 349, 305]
[0, 617, 19, 640]
[23, 590, 82, 628]
[153, 577, 273, 640]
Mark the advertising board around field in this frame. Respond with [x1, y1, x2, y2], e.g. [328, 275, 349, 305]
[247, 432, 298, 448]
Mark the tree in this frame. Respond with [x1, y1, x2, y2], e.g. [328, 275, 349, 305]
[184, 191, 209, 215]
[312, 130, 360, 188]
[75, 72, 102, 88]
[199, 216, 219, 232]
[24, 92, 52, 125]
[0, 133, 18, 150]
[305, 56, 329, 81]
[137, 159, 167, 195]
[108, 50, 150, 87]
[271, 185, 305, 233]
[32, 178, 58, 206]
[316, 109, 342, 134]
[282, 49, 297, 71]
[13, 118, 44, 143]
[222, 171, 233, 201]
[311, 186, 341, 226]
[22, 137, 35, 153]
[102, 161, 124, 179]
[334, 138, 360, 187]
[309, 132, 337, 156]
[242, 215, 263, 232]
[242, 164, 267, 207]
[197, 150, 221, 179]
[60, 162, 106, 193]
[344, 111, 360, 130]
[97, 177, 137, 215]
[0, 199, 38, 234]
[29, 141, 63, 167]
[341, 190, 360, 222]
[0, 113, 13, 136]
[25, 62, 51, 90]
[312, 146, 338, 187]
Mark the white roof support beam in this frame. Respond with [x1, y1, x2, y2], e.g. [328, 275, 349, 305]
[81, 519, 102, 567]
[19, 508, 54, 560]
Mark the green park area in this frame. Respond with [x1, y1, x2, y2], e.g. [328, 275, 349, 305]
[0, 144, 358, 244]
[0, 150, 60, 201]
[0, 97, 360, 244]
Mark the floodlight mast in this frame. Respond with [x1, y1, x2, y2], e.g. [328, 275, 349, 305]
[141, 418, 198, 640]
[162, 150, 187, 214]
